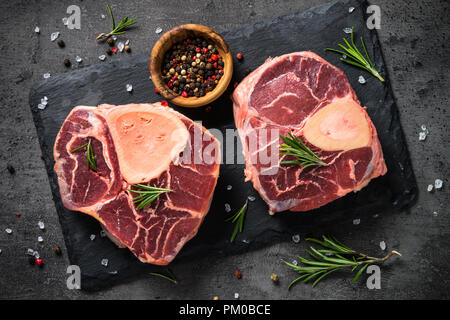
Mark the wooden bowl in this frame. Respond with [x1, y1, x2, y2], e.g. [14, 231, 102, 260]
[149, 24, 233, 108]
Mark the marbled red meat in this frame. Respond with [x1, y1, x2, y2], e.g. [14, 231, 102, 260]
[54, 103, 220, 264]
[232, 52, 387, 213]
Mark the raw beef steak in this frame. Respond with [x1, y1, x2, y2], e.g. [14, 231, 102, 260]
[54, 103, 220, 264]
[232, 52, 387, 213]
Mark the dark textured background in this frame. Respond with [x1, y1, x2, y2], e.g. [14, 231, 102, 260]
[0, 0, 449, 299]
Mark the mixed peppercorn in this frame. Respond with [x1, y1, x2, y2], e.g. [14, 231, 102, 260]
[161, 37, 225, 98]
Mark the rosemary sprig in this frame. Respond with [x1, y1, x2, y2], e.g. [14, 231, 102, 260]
[70, 139, 97, 171]
[225, 200, 248, 243]
[96, 5, 137, 40]
[326, 26, 384, 82]
[128, 184, 171, 210]
[284, 235, 402, 289]
[149, 269, 177, 284]
[279, 132, 327, 168]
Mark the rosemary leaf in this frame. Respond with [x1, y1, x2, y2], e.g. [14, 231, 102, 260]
[326, 26, 384, 82]
[149, 270, 177, 284]
[226, 200, 248, 243]
[96, 5, 137, 40]
[128, 184, 171, 210]
[284, 236, 401, 290]
[279, 132, 327, 168]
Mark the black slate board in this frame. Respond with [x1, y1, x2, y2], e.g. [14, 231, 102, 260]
[29, 0, 417, 291]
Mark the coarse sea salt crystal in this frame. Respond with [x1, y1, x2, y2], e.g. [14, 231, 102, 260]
[343, 27, 353, 34]
[38, 236, 43, 243]
[112, 35, 117, 41]
[358, 75, 366, 84]
[76, 55, 83, 63]
[125, 39, 130, 45]
[353, 218, 361, 225]
[101, 258, 109, 267]
[427, 184, 433, 192]
[117, 42, 125, 52]
[242, 239, 250, 244]
[34, 26, 40, 33]
[224, 203, 231, 213]
[419, 131, 427, 141]
[38, 221, 45, 230]
[349, 7, 355, 13]
[421, 124, 427, 132]
[126, 84, 133, 92]
[38, 104, 46, 110]
[291, 260, 298, 266]
[155, 27, 162, 34]
[43, 73, 51, 79]
[33, 251, 40, 258]
[90, 234, 96, 241]
[62, 17, 69, 25]
[435, 179, 443, 190]
[5, 228, 12, 234]
[27, 248, 35, 256]
[234, 293, 239, 299]
[226, 185, 232, 191]
[99, 55, 106, 61]
[101, 14, 106, 19]
[379, 241, 386, 250]
[433, 211, 438, 217]
[248, 195, 256, 202]
[50, 31, 60, 41]
[0, 249, 2, 255]
[292, 234, 300, 243]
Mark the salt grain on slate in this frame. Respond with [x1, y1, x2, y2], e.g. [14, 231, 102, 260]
[99, 55, 106, 61]
[358, 75, 366, 84]
[38, 236, 43, 243]
[419, 131, 427, 141]
[155, 27, 162, 34]
[226, 185, 232, 191]
[101, 14, 106, 19]
[90, 234, 96, 241]
[34, 26, 40, 33]
[343, 27, 353, 34]
[248, 195, 256, 202]
[348, 6, 355, 13]
[126, 84, 133, 92]
[101, 258, 109, 267]
[62, 17, 69, 26]
[292, 234, 300, 243]
[118, 42, 125, 52]
[112, 35, 117, 41]
[433, 211, 438, 217]
[76, 56, 83, 63]
[435, 179, 443, 190]
[379, 241, 386, 250]
[291, 260, 298, 266]
[5, 228, 12, 234]
[33, 251, 40, 258]
[234, 293, 239, 299]
[0, 249, 2, 255]
[50, 32, 60, 41]
[427, 184, 433, 192]
[125, 39, 130, 45]
[43, 73, 51, 79]
[353, 218, 361, 225]
[38, 221, 45, 230]
[27, 248, 35, 256]
[224, 203, 231, 212]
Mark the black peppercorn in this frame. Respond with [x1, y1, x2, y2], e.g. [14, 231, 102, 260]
[53, 246, 62, 256]
[106, 37, 115, 46]
[6, 165, 15, 174]
[57, 39, 65, 48]
[63, 59, 71, 67]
